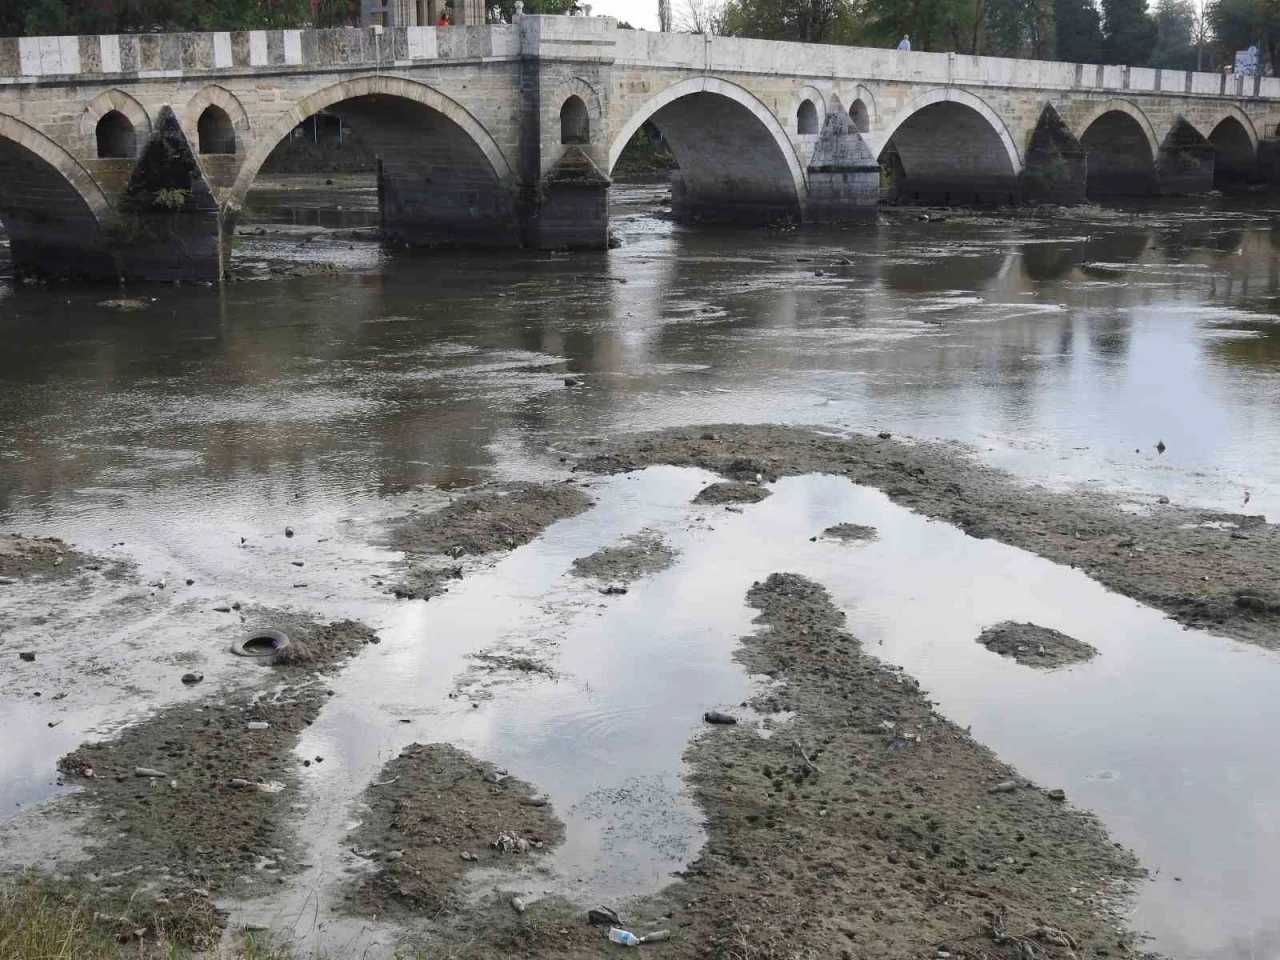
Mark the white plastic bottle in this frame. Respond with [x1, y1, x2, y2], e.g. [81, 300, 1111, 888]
[608, 928, 641, 946]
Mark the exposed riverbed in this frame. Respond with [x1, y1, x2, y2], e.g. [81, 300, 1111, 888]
[4, 179, 1280, 959]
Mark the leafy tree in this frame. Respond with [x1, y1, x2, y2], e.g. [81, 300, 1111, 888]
[985, 0, 1054, 56]
[1149, 0, 1196, 67]
[716, 0, 857, 43]
[1207, 0, 1280, 72]
[854, 0, 984, 51]
[1054, 0, 1102, 60]
[1100, 0, 1156, 63]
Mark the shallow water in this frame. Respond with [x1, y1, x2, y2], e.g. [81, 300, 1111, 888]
[6, 182, 1280, 958]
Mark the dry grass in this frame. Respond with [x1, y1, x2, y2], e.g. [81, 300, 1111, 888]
[0, 883, 300, 960]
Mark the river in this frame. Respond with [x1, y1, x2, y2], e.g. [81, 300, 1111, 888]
[4, 178, 1280, 959]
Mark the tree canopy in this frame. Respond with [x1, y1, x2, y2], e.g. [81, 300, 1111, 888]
[1100, 0, 1158, 63]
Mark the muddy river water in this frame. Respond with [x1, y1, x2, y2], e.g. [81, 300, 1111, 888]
[5, 180, 1280, 959]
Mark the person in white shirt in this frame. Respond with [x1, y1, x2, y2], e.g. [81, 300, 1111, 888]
[897, 34, 911, 50]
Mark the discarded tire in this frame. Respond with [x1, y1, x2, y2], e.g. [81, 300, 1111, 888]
[230, 628, 290, 658]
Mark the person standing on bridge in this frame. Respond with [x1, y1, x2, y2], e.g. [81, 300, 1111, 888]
[436, 11, 450, 24]
[897, 34, 911, 50]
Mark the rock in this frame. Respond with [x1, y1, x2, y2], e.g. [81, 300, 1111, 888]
[988, 780, 1017, 794]
[213, 606, 232, 613]
[18, 651, 35, 662]
[285, 527, 294, 538]
[383, 850, 404, 861]
[1157, 495, 1170, 505]
[134, 767, 166, 778]
[588, 906, 622, 926]
[511, 896, 526, 914]
[1047, 788, 1066, 801]
[564, 377, 581, 387]
[229, 778, 250, 789]
[601, 584, 628, 595]
[292, 561, 305, 567]
[185, 578, 195, 585]
[1156, 439, 1166, 454]
[703, 710, 737, 725]
[877, 431, 892, 440]
[181, 672, 204, 685]
[246, 721, 269, 731]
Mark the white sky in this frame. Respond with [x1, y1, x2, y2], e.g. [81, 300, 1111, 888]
[585, 0, 661, 31]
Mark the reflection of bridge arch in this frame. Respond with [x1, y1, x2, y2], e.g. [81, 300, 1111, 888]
[0, 112, 114, 277]
[226, 75, 517, 246]
[877, 88, 1020, 204]
[608, 76, 806, 223]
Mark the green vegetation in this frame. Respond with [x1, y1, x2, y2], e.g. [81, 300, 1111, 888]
[0, 0, 357, 36]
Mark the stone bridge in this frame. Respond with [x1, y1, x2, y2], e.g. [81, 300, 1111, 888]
[3, 17, 1280, 280]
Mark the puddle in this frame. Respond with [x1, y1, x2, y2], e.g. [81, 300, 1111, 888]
[215, 467, 1280, 960]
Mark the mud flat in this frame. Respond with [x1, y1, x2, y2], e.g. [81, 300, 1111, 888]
[977, 621, 1098, 668]
[570, 528, 677, 584]
[578, 424, 1280, 651]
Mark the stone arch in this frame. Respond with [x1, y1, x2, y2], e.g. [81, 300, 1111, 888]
[227, 75, 517, 246]
[181, 84, 251, 148]
[78, 88, 152, 148]
[198, 105, 236, 155]
[606, 74, 803, 215]
[561, 95, 590, 144]
[95, 111, 136, 159]
[1078, 101, 1157, 196]
[1074, 99, 1160, 161]
[229, 75, 513, 212]
[849, 98, 870, 133]
[793, 84, 826, 136]
[878, 88, 1020, 174]
[1208, 112, 1258, 187]
[0, 112, 114, 276]
[549, 75, 604, 127]
[877, 88, 1021, 204]
[1204, 105, 1259, 151]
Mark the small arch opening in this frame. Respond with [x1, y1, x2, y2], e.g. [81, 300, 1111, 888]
[849, 98, 869, 133]
[797, 99, 819, 135]
[560, 96, 589, 145]
[198, 105, 236, 155]
[96, 110, 136, 159]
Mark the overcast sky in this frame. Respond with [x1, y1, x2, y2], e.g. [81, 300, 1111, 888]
[584, 0, 662, 32]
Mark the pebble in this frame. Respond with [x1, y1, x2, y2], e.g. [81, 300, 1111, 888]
[292, 561, 305, 567]
[511, 896, 526, 914]
[246, 721, 270, 731]
[213, 606, 232, 613]
[186, 578, 195, 585]
[877, 431, 892, 440]
[229, 778, 250, 789]
[703, 710, 737, 725]
[285, 527, 294, 538]
[383, 850, 404, 862]
[18, 651, 35, 662]
[181, 672, 204, 685]
[601, 584, 628, 595]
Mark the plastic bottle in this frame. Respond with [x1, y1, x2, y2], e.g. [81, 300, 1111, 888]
[608, 928, 641, 946]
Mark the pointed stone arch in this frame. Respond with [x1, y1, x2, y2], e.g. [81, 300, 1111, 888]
[78, 89, 152, 152]
[607, 75, 806, 196]
[181, 84, 252, 150]
[226, 75, 514, 215]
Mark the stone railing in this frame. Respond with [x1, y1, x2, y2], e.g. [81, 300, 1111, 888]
[1, 17, 1276, 102]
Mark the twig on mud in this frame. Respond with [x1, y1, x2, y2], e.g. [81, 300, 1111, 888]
[370, 777, 399, 787]
[792, 740, 822, 775]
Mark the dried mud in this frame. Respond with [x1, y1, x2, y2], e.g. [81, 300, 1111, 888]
[578, 424, 1280, 651]
[824, 522, 880, 542]
[346, 743, 564, 917]
[692, 481, 772, 506]
[392, 482, 592, 558]
[570, 529, 677, 584]
[10, 618, 378, 951]
[0, 534, 106, 580]
[977, 621, 1098, 669]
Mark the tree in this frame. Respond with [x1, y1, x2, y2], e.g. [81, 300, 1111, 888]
[716, 0, 857, 43]
[855, 0, 984, 52]
[1149, 0, 1196, 66]
[1207, 0, 1280, 72]
[985, 0, 1054, 56]
[1055, 0, 1102, 59]
[1101, 0, 1156, 63]
[675, 0, 721, 31]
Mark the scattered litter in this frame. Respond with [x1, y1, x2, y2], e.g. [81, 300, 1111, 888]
[134, 767, 166, 778]
[230, 629, 290, 658]
[989, 780, 1017, 794]
[511, 895, 526, 914]
[608, 928, 641, 946]
[493, 831, 530, 854]
[246, 721, 269, 731]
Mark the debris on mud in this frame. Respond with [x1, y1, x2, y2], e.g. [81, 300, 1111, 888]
[578, 424, 1280, 651]
[392, 482, 592, 558]
[0, 534, 84, 578]
[389, 563, 463, 600]
[692, 480, 771, 505]
[15, 618, 379, 951]
[346, 743, 563, 916]
[570, 529, 676, 584]
[671, 573, 1144, 959]
[823, 522, 879, 541]
[977, 621, 1098, 668]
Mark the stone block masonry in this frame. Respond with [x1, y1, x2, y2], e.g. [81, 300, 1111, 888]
[0, 17, 1277, 280]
